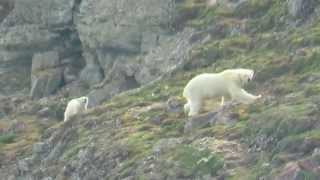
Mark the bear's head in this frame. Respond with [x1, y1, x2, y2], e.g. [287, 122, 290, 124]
[78, 96, 89, 110]
[236, 69, 254, 86]
[222, 68, 255, 87]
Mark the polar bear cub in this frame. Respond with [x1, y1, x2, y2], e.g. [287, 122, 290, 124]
[183, 68, 261, 116]
[64, 96, 89, 122]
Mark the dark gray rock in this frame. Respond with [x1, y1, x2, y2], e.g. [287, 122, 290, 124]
[30, 68, 64, 99]
[288, 0, 316, 19]
[184, 102, 239, 133]
[166, 96, 183, 113]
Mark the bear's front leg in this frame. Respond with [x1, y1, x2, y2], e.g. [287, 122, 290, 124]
[230, 88, 261, 104]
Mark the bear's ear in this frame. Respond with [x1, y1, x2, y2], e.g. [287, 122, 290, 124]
[250, 70, 254, 80]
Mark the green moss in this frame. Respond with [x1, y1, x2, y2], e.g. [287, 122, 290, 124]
[0, 133, 16, 145]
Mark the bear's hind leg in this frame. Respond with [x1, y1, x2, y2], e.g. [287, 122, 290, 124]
[184, 101, 190, 115]
[188, 98, 201, 116]
[220, 96, 225, 106]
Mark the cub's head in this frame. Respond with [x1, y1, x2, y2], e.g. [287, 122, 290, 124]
[78, 96, 89, 110]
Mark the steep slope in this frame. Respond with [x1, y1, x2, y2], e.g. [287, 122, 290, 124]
[1, 0, 320, 179]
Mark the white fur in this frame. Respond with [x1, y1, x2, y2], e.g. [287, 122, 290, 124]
[64, 96, 89, 122]
[183, 68, 261, 116]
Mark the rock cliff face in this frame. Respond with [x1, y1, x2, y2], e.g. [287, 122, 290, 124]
[0, 0, 198, 107]
[0, 0, 83, 97]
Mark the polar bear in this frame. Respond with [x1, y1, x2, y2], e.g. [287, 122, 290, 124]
[183, 68, 262, 116]
[64, 96, 89, 122]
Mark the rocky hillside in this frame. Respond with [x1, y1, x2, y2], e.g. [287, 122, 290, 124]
[1, 0, 320, 179]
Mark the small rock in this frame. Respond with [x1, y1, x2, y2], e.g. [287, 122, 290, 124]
[37, 107, 50, 117]
[166, 97, 182, 113]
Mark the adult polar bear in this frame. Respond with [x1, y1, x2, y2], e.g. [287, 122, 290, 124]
[183, 68, 262, 116]
[64, 96, 89, 122]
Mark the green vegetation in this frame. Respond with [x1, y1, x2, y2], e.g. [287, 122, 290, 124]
[0, 133, 16, 145]
[170, 145, 224, 177]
